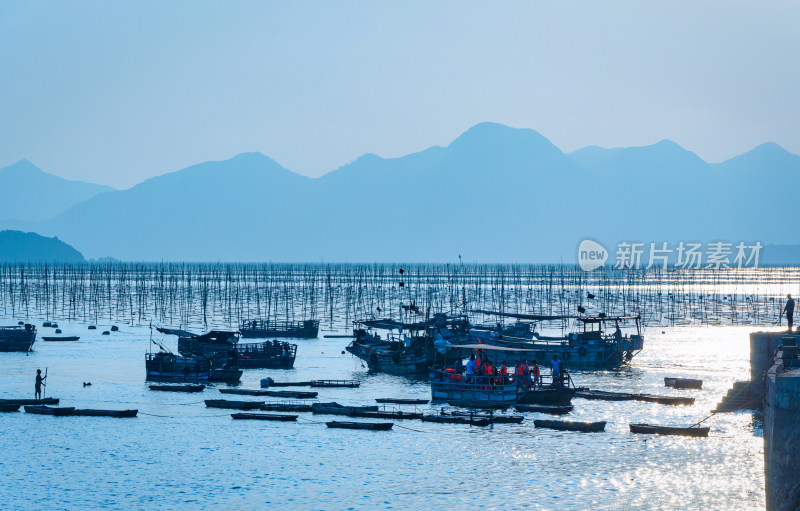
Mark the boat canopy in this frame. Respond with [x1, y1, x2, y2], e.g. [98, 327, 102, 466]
[577, 315, 641, 323]
[156, 326, 198, 338]
[357, 319, 428, 331]
[446, 343, 540, 353]
[471, 310, 573, 321]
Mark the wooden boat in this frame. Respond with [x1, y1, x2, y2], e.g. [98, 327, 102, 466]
[71, 409, 138, 418]
[149, 384, 205, 393]
[0, 324, 37, 352]
[0, 397, 59, 405]
[664, 378, 703, 390]
[204, 399, 263, 410]
[533, 419, 606, 432]
[240, 319, 319, 339]
[0, 403, 21, 412]
[420, 414, 493, 426]
[375, 398, 429, 405]
[325, 421, 393, 431]
[260, 378, 312, 388]
[219, 388, 272, 396]
[630, 423, 710, 437]
[177, 331, 297, 369]
[24, 405, 75, 416]
[231, 413, 298, 421]
[355, 410, 423, 420]
[309, 380, 360, 388]
[311, 403, 380, 415]
[262, 390, 318, 399]
[261, 402, 313, 412]
[42, 336, 80, 342]
[444, 411, 524, 424]
[575, 390, 694, 406]
[145, 351, 242, 384]
[515, 404, 573, 415]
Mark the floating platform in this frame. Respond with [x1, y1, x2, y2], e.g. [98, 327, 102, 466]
[204, 399, 263, 410]
[24, 405, 75, 416]
[219, 388, 272, 396]
[261, 402, 313, 412]
[575, 390, 695, 406]
[149, 384, 205, 393]
[0, 398, 59, 405]
[309, 380, 360, 388]
[261, 390, 318, 399]
[664, 378, 703, 390]
[420, 414, 493, 426]
[311, 403, 380, 416]
[260, 378, 312, 388]
[375, 398, 429, 405]
[630, 423, 709, 437]
[534, 419, 606, 432]
[71, 409, 138, 418]
[231, 413, 298, 421]
[326, 421, 393, 431]
[515, 404, 573, 415]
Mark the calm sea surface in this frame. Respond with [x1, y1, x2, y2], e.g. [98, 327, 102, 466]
[0, 319, 767, 510]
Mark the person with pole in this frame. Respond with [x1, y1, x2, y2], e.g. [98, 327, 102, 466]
[35, 368, 46, 400]
[784, 294, 795, 332]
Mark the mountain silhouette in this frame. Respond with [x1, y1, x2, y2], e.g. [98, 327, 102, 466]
[0, 230, 85, 262]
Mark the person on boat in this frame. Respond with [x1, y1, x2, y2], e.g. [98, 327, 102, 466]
[483, 359, 495, 387]
[499, 361, 509, 384]
[465, 354, 476, 383]
[531, 360, 541, 389]
[614, 322, 622, 340]
[517, 359, 530, 389]
[35, 369, 46, 400]
[453, 357, 464, 374]
[551, 355, 562, 387]
[475, 354, 483, 375]
[784, 294, 795, 332]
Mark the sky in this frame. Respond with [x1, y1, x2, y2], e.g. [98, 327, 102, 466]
[1, 0, 798, 189]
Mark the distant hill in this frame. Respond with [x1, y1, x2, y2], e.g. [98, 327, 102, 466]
[1, 123, 798, 263]
[0, 230, 85, 262]
[0, 160, 114, 222]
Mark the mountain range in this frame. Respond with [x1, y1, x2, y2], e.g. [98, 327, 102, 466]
[1, 122, 798, 262]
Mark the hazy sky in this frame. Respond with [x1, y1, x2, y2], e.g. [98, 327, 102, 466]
[1, 1, 798, 188]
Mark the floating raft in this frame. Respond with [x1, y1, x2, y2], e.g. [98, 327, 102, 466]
[630, 423, 710, 437]
[261, 402, 313, 412]
[575, 390, 695, 406]
[375, 398, 429, 405]
[149, 384, 205, 393]
[309, 380, 360, 388]
[0, 403, 21, 412]
[204, 399, 263, 410]
[42, 336, 80, 342]
[72, 409, 138, 418]
[420, 414, 493, 427]
[326, 421, 393, 431]
[664, 378, 703, 390]
[219, 388, 272, 396]
[515, 404, 573, 415]
[262, 390, 318, 399]
[260, 378, 312, 388]
[311, 403, 380, 415]
[24, 405, 75, 416]
[0, 398, 59, 405]
[231, 413, 298, 421]
[534, 419, 606, 432]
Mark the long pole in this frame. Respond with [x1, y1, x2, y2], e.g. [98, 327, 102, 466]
[43, 367, 48, 399]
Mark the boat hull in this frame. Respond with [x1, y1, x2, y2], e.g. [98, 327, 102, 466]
[630, 423, 709, 437]
[534, 419, 606, 432]
[0, 324, 37, 352]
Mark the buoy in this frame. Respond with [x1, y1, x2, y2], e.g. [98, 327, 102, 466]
[111, 325, 119, 332]
[102, 331, 110, 335]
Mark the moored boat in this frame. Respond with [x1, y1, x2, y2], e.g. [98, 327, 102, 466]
[664, 377, 703, 390]
[176, 330, 298, 369]
[420, 414, 493, 426]
[231, 413, 298, 421]
[149, 384, 205, 393]
[71, 409, 138, 418]
[42, 336, 80, 342]
[240, 319, 320, 339]
[260, 378, 312, 387]
[629, 423, 710, 437]
[533, 419, 606, 432]
[375, 398, 430, 405]
[204, 399, 263, 410]
[575, 390, 694, 406]
[309, 380, 360, 388]
[325, 421, 393, 431]
[24, 405, 75, 416]
[145, 351, 242, 384]
[219, 388, 272, 396]
[0, 397, 59, 405]
[261, 402, 313, 412]
[0, 324, 37, 352]
[262, 390, 318, 399]
[515, 404, 573, 415]
[0, 403, 21, 412]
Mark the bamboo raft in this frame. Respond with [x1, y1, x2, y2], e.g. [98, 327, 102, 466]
[326, 421, 393, 431]
[515, 404, 573, 415]
[219, 389, 272, 396]
[261, 390, 318, 399]
[311, 403, 380, 415]
[664, 378, 703, 390]
[0, 398, 59, 405]
[261, 402, 313, 412]
[260, 378, 312, 387]
[231, 413, 298, 421]
[71, 409, 138, 418]
[149, 384, 205, 393]
[534, 419, 607, 432]
[24, 405, 76, 416]
[204, 399, 263, 410]
[630, 423, 710, 437]
[575, 390, 695, 406]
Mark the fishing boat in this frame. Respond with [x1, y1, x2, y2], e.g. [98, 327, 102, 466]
[466, 312, 645, 369]
[148, 384, 205, 393]
[515, 404, 573, 415]
[309, 380, 360, 388]
[629, 423, 710, 437]
[375, 398, 429, 405]
[42, 336, 80, 342]
[0, 403, 21, 412]
[0, 397, 59, 405]
[145, 351, 242, 384]
[534, 419, 606, 432]
[71, 409, 138, 418]
[325, 421, 393, 431]
[664, 377, 703, 389]
[24, 405, 75, 416]
[204, 399, 263, 410]
[0, 324, 37, 352]
[345, 313, 469, 375]
[240, 319, 320, 339]
[231, 413, 298, 421]
[575, 390, 694, 406]
[175, 330, 297, 369]
[311, 403, 419, 420]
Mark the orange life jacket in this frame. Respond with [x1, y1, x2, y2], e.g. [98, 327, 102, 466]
[500, 365, 508, 376]
[532, 364, 540, 377]
[484, 363, 494, 376]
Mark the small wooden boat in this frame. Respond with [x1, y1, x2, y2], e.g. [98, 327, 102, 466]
[231, 412, 298, 421]
[0, 397, 59, 405]
[262, 390, 318, 399]
[664, 378, 703, 390]
[515, 404, 573, 415]
[260, 378, 312, 388]
[355, 410, 423, 420]
[326, 421, 393, 431]
[575, 390, 694, 406]
[376, 398, 429, 405]
[149, 384, 205, 393]
[533, 419, 606, 432]
[261, 402, 313, 412]
[446, 400, 510, 410]
[204, 399, 263, 410]
[71, 409, 138, 418]
[24, 405, 75, 416]
[420, 414, 493, 426]
[42, 336, 80, 342]
[309, 380, 360, 388]
[311, 403, 380, 415]
[630, 423, 710, 437]
[0, 403, 21, 412]
[219, 388, 272, 396]
[441, 409, 524, 424]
